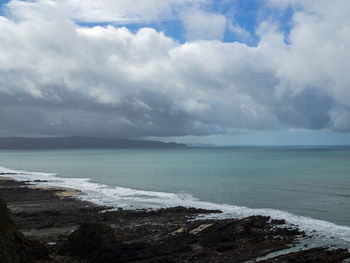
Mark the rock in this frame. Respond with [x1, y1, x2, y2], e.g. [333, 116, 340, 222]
[0, 196, 49, 263]
[97, 216, 302, 263]
[2, 179, 349, 263]
[58, 222, 115, 261]
[33, 180, 48, 183]
[263, 247, 350, 262]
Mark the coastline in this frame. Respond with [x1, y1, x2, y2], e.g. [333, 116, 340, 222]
[0, 176, 349, 262]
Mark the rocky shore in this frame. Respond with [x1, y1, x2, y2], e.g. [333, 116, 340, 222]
[0, 176, 349, 262]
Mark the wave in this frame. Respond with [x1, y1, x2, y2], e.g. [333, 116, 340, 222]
[1, 165, 350, 247]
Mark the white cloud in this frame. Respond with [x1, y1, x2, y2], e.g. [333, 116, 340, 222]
[227, 18, 252, 41]
[0, 0, 350, 137]
[228, 23, 251, 41]
[182, 11, 227, 40]
[64, 0, 207, 23]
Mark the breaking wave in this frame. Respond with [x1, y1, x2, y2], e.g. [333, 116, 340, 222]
[1, 165, 350, 247]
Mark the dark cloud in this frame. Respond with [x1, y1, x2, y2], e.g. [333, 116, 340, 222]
[0, 0, 349, 138]
[275, 89, 334, 130]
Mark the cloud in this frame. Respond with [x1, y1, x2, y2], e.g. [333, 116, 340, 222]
[0, 0, 350, 138]
[330, 108, 350, 132]
[181, 11, 227, 40]
[227, 20, 252, 41]
[63, 0, 208, 23]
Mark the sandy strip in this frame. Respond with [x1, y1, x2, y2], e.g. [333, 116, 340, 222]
[0, 176, 14, 181]
[27, 185, 79, 197]
[0, 175, 78, 197]
[55, 189, 78, 197]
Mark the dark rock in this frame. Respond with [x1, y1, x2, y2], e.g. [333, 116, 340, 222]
[96, 216, 302, 262]
[263, 247, 350, 262]
[33, 180, 48, 183]
[270, 218, 286, 225]
[0, 196, 49, 263]
[1, 178, 349, 263]
[58, 222, 115, 261]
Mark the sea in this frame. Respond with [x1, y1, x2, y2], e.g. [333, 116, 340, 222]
[1, 146, 350, 250]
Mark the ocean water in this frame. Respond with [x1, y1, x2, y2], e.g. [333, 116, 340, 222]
[0, 146, 350, 248]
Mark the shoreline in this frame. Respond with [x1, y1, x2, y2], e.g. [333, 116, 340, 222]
[1, 176, 350, 262]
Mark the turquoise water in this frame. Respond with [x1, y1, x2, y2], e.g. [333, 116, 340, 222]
[1, 147, 350, 246]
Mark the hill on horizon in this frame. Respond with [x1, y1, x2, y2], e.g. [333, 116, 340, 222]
[0, 137, 186, 150]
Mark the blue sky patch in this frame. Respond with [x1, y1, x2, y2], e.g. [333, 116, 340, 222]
[1, 0, 296, 46]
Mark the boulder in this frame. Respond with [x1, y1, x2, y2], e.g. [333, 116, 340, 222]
[59, 222, 115, 260]
[0, 196, 48, 263]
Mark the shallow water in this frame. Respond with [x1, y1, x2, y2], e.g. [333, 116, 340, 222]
[0, 146, 350, 247]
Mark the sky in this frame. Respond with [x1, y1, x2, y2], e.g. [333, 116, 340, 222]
[0, 0, 350, 145]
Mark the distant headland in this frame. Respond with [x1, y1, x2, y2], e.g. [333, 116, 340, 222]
[0, 137, 186, 150]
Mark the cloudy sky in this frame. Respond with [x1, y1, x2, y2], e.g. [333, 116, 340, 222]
[0, 0, 350, 145]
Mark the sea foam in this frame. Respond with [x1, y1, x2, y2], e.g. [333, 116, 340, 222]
[1, 165, 350, 247]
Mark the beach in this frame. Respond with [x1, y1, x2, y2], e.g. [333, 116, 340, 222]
[1, 0, 350, 261]
[1, 176, 349, 262]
